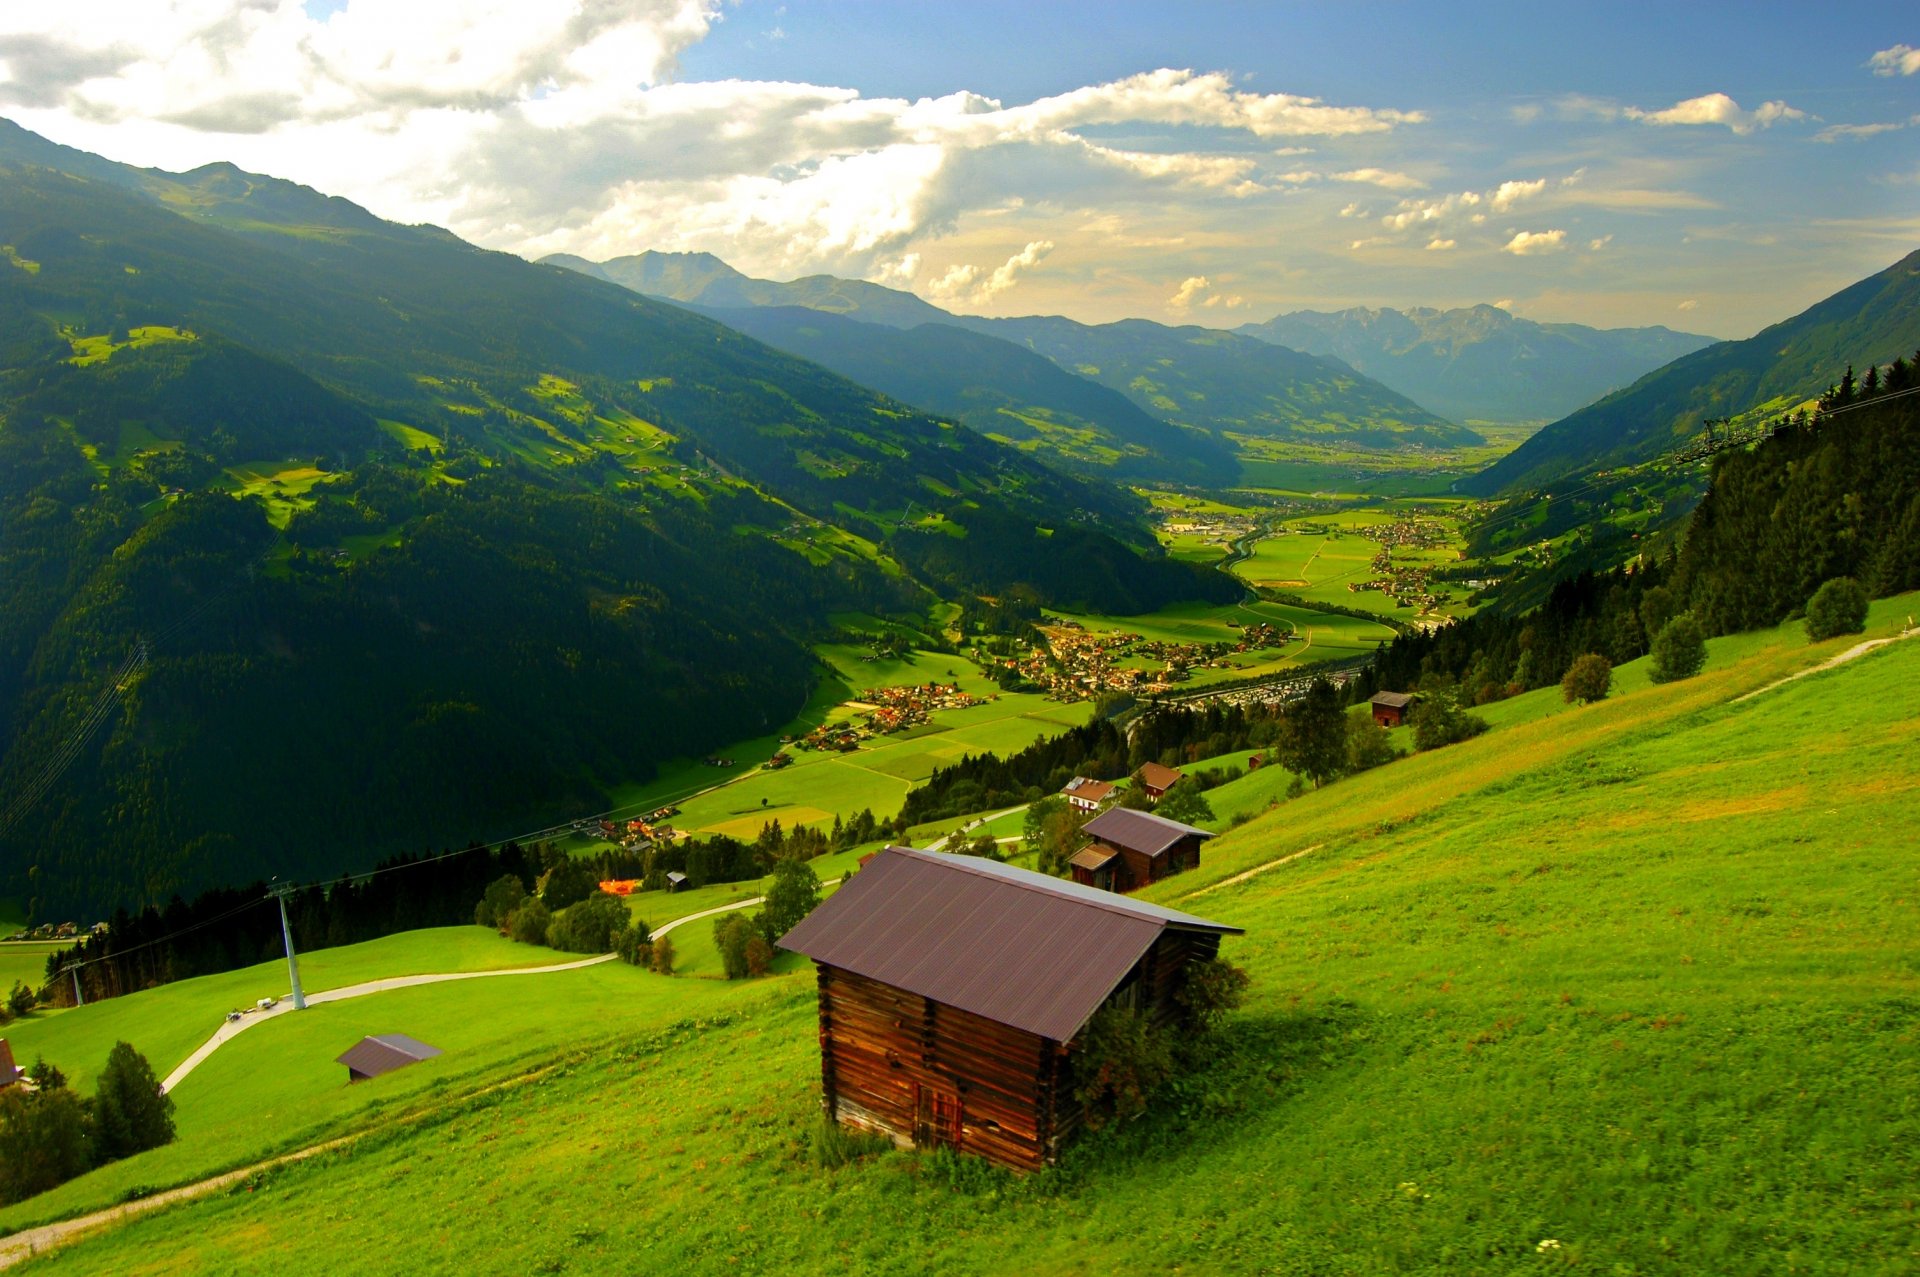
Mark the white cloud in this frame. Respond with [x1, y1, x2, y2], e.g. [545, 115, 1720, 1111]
[1338, 202, 1367, 218]
[1379, 190, 1479, 232]
[1868, 44, 1920, 76]
[1677, 299, 1699, 310]
[1333, 167, 1425, 191]
[1814, 119, 1912, 143]
[926, 240, 1054, 307]
[1425, 238, 1455, 251]
[1624, 92, 1806, 135]
[1589, 235, 1613, 251]
[1503, 229, 1567, 256]
[1490, 178, 1546, 211]
[1169, 275, 1213, 311]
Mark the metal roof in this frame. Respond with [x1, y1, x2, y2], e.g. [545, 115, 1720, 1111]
[1081, 807, 1215, 858]
[1370, 691, 1415, 708]
[779, 846, 1241, 1043]
[335, 1033, 443, 1080]
[1069, 845, 1118, 871]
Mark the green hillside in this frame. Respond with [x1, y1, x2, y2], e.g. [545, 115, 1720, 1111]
[11, 596, 1914, 1274]
[0, 119, 1232, 916]
[1240, 303, 1714, 424]
[1464, 248, 1920, 495]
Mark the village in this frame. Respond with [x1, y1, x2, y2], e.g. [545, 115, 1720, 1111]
[796, 681, 987, 752]
[984, 619, 1294, 700]
[1343, 514, 1464, 618]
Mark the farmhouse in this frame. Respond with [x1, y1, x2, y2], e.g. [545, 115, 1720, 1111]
[1370, 690, 1415, 727]
[336, 1034, 442, 1083]
[778, 846, 1243, 1170]
[1136, 762, 1184, 801]
[0, 1038, 20, 1088]
[1061, 775, 1116, 812]
[1072, 807, 1214, 894]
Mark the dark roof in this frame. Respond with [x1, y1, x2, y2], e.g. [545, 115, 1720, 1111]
[1069, 845, 1118, 871]
[1082, 807, 1215, 858]
[1137, 761, 1184, 790]
[336, 1033, 443, 1079]
[1370, 691, 1415, 708]
[779, 846, 1241, 1042]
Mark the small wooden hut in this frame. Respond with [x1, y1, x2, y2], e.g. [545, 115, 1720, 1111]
[1074, 807, 1213, 894]
[779, 846, 1243, 1171]
[336, 1034, 442, 1083]
[1370, 690, 1415, 727]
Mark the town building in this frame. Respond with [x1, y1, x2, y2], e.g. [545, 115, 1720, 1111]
[1370, 691, 1416, 727]
[778, 846, 1243, 1170]
[1061, 776, 1116, 812]
[1071, 807, 1214, 894]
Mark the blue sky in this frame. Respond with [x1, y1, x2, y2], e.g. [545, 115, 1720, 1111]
[4, 2, 1916, 335]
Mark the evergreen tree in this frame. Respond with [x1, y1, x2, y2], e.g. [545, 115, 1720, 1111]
[92, 1041, 175, 1162]
[1273, 679, 1347, 786]
[760, 856, 822, 942]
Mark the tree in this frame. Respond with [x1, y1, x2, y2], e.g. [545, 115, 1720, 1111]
[760, 856, 822, 942]
[7, 982, 33, 1018]
[1561, 653, 1613, 705]
[650, 933, 676, 976]
[744, 934, 773, 977]
[1273, 679, 1347, 786]
[714, 913, 753, 980]
[1805, 577, 1869, 642]
[1024, 797, 1086, 878]
[1116, 775, 1156, 810]
[474, 874, 527, 930]
[1154, 778, 1215, 826]
[536, 859, 598, 911]
[1649, 613, 1707, 684]
[612, 919, 652, 966]
[1175, 958, 1251, 1031]
[1346, 717, 1395, 773]
[508, 897, 551, 946]
[0, 1083, 91, 1206]
[1072, 1005, 1175, 1131]
[547, 891, 630, 954]
[1638, 584, 1677, 639]
[92, 1041, 175, 1163]
[1409, 687, 1490, 752]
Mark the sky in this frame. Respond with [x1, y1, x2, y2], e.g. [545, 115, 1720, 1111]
[1, 2, 1916, 338]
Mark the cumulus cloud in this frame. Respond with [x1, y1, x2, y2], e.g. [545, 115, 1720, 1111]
[1624, 92, 1807, 135]
[1868, 44, 1920, 76]
[1677, 299, 1699, 310]
[1425, 238, 1455, 251]
[1333, 167, 1425, 191]
[1490, 178, 1547, 211]
[927, 240, 1054, 306]
[1338, 202, 1368, 218]
[1589, 234, 1613, 251]
[0, 9, 1430, 296]
[1167, 275, 1243, 311]
[1503, 229, 1567, 256]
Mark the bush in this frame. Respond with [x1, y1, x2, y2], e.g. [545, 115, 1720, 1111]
[508, 898, 551, 946]
[1176, 958, 1251, 1031]
[1346, 717, 1395, 773]
[1072, 1006, 1175, 1130]
[1561, 653, 1613, 704]
[612, 920, 653, 966]
[1154, 778, 1215, 826]
[474, 874, 527, 930]
[0, 1082, 92, 1206]
[1649, 613, 1707, 684]
[714, 913, 753, 980]
[745, 934, 773, 977]
[92, 1041, 175, 1163]
[810, 1116, 893, 1168]
[547, 891, 630, 954]
[650, 934, 676, 976]
[1409, 689, 1490, 751]
[1805, 577, 1869, 642]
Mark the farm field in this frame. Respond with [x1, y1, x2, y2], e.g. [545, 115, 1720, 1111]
[595, 646, 1090, 845]
[1230, 503, 1476, 622]
[1051, 597, 1397, 678]
[28, 595, 1917, 1275]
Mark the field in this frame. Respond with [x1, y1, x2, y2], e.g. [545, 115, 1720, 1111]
[592, 646, 1090, 845]
[1051, 598, 1398, 680]
[1230, 503, 1477, 622]
[222, 462, 345, 529]
[20, 594, 1914, 1274]
[0, 942, 60, 998]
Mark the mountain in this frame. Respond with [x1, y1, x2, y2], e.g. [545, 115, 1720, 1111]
[0, 119, 1232, 914]
[1238, 304, 1715, 424]
[1463, 249, 1920, 496]
[548, 250, 1478, 452]
[682, 303, 1239, 484]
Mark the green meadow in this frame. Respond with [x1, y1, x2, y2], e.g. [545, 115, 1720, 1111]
[1230, 506, 1474, 621]
[1048, 598, 1397, 684]
[19, 594, 1914, 1274]
[0, 942, 60, 999]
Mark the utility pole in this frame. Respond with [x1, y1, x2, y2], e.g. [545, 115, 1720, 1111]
[66, 963, 83, 1008]
[269, 881, 307, 1010]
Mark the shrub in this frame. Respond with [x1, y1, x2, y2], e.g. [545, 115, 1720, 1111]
[1155, 777, 1215, 825]
[650, 934, 676, 976]
[475, 874, 527, 930]
[714, 913, 753, 980]
[744, 934, 773, 977]
[547, 891, 630, 954]
[92, 1041, 174, 1163]
[1176, 958, 1251, 1031]
[1410, 690, 1490, 751]
[811, 1116, 893, 1169]
[612, 920, 653, 966]
[1561, 653, 1613, 704]
[1805, 577, 1869, 642]
[0, 1081, 91, 1206]
[1649, 613, 1707, 684]
[1346, 717, 1395, 773]
[9, 982, 35, 1017]
[1073, 1006, 1175, 1130]
[508, 898, 551, 946]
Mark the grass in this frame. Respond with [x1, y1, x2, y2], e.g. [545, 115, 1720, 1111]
[1048, 598, 1397, 685]
[14, 600, 1918, 1273]
[222, 461, 344, 529]
[1230, 507, 1475, 622]
[64, 326, 196, 368]
[0, 942, 61, 998]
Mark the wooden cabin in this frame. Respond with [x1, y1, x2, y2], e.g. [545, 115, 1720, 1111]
[1072, 807, 1213, 894]
[779, 846, 1243, 1171]
[336, 1034, 441, 1083]
[1370, 690, 1415, 727]
[1060, 775, 1115, 812]
[1136, 762, 1184, 802]
[0, 1038, 20, 1089]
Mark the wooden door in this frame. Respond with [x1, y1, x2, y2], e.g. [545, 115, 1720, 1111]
[916, 1082, 962, 1150]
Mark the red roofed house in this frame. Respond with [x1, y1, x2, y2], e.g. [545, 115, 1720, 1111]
[1370, 691, 1415, 727]
[1136, 762, 1184, 802]
[1060, 775, 1115, 812]
[1071, 807, 1214, 895]
[779, 846, 1243, 1170]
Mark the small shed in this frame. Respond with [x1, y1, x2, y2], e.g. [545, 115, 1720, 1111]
[1077, 807, 1214, 893]
[1370, 690, 1415, 727]
[1060, 776, 1115, 812]
[336, 1034, 442, 1083]
[1136, 762, 1185, 801]
[0, 1038, 21, 1089]
[666, 871, 689, 892]
[779, 846, 1243, 1170]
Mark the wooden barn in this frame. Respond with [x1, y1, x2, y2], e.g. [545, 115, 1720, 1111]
[778, 846, 1243, 1170]
[1370, 690, 1415, 727]
[0, 1038, 20, 1089]
[1071, 807, 1214, 894]
[336, 1034, 442, 1083]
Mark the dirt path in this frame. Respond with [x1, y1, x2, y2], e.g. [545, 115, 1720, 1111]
[1732, 628, 1918, 703]
[1180, 844, 1324, 899]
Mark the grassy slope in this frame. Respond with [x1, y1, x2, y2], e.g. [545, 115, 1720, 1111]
[14, 599, 1918, 1273]
[0, 942, 61, 997]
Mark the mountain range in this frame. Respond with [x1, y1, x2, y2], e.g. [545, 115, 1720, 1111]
[1238, 304, 1714, 424]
